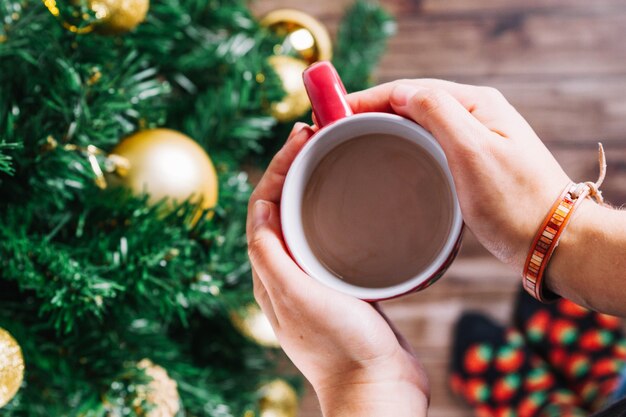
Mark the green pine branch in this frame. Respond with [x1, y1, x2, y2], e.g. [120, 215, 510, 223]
[0, 0, 394, 414]
[0, 141, 17, 175]
[333, 0, 397, 92]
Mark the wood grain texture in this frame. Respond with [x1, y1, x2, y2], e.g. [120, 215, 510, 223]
[382, 15, 626, 77]
[250, 0, 626, 415]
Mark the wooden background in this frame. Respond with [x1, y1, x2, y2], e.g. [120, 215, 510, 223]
[251, 1, 626, 416]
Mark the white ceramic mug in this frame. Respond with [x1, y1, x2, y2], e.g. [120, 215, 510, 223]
[280, 61, 464, 300]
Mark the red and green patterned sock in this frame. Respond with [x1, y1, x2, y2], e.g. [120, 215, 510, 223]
[513, 287, 626, 411]
[450, 312, 586, 417]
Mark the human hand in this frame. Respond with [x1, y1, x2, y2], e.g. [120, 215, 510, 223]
[346, 80, 573, 270]
[246, 123, 429, 417]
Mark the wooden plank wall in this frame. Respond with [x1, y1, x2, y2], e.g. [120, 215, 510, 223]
[251, 1, 626, 416]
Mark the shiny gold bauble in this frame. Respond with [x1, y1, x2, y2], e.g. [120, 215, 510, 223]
[90, 0, 149, 34]
[261, 9, 332, 64]
[109, 128, 218, 225]
[268, 55, 310, 122]
[136, 359, 180, 417]
[0, 328, 24, 408]
[258, 379, 298, 417]
[230, 302, 280, 348]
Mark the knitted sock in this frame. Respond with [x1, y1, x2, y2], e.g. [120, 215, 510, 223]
[513, 287, 626, 411]
[450, 312, 586, 417]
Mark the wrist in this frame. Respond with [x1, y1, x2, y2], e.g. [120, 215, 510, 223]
[315, 357, 429, 417]
[317, 376, 428, 417]
[544, 198, 605, 304]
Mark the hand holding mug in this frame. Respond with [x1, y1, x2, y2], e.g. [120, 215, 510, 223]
[246, 124, 430, 417]
[346, 79, 572, 271]
[348, 80, 626, 315]
[246, 71, 590, 416]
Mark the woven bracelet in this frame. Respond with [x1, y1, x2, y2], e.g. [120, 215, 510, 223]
[522, 144, 607, 303]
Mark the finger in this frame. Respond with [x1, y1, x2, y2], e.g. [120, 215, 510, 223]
[347, 80, 529, 137]
[345, 81, 396, 114]
[246, 124, 314, 236]
[372, 303, 417, 356]
[252, 268, 279, 330]
[247, 199, 335, 308]
[372, 303, 431, 403]
[287, 121, 308, 142]
[348, 79, 489, 111]
[249, 124, 314, 204]
[348, 79, 496, 113]
[388, 84, 493, 155]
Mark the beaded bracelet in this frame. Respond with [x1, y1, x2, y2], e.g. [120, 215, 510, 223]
[522, 144, 607, 303]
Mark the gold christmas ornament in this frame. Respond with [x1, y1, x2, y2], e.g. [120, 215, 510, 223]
[90, 0, 149, 34]
[268, 55, 310, 122]
[261, 9, 332, 64]
[230, 302, 280, 348]
[258, 379, 298, 417]
[0, 328, 25, 408]
[108, 128, 218, 225]
[136, 359, 180, 417]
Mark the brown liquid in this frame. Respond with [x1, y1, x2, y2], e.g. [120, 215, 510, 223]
[302, 134, 453, 288]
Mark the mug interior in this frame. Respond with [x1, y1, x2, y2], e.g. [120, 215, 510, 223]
[281, 113, 463, 300]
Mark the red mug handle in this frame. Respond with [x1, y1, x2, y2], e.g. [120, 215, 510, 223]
[302, 61, 353, 128]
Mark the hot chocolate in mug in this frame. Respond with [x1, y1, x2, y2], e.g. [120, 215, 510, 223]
[281, 61, 463, 301]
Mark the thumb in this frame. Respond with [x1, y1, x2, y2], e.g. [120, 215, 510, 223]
[247, 200, 319, 298]
[389, 84, 490, 156]
[247, 200, 358, 318]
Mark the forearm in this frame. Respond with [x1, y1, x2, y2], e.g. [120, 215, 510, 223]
[546, 199, 626, 315]
[317, 379, 429, 417]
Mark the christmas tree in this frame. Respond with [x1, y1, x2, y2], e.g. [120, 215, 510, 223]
[0, 0, 394, 415]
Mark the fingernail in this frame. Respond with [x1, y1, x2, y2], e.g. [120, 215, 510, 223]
[253, 200, 271, 228]
[301, 125, 315, 137]
[294, 121, 308, 132]
[287, 122, 308, 142]
[391, 84, 417, 107]
[290, 125, 315, 144]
